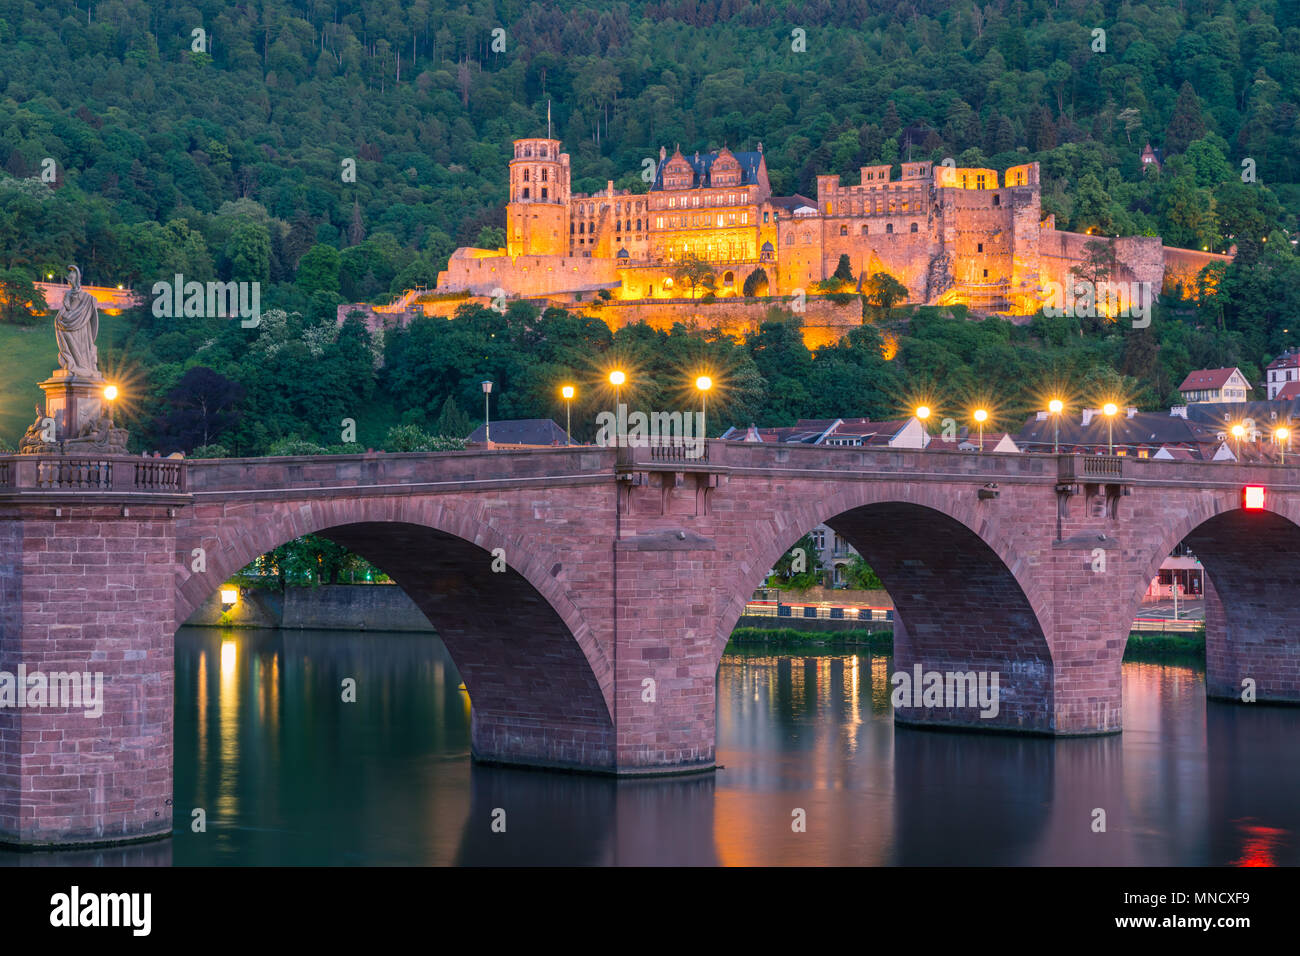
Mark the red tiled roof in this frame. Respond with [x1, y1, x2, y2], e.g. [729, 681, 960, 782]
[1178, 368, 1242, 391]
[1268, 351, 1300, 370]
[1276, 381, 1300, 400]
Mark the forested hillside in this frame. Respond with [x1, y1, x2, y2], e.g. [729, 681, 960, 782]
[1, 1, 1299, 454]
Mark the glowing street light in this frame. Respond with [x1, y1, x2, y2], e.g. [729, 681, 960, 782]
[561, 385, 575, 445]
[973, 408, 988, 453]
[1230, 423, 1246, 460]
[1276, 426, 1291, 465]
[481, 380, 493, 445]
[1048, 398, 1063, 454]
[695, 375, 713, 441]
[1102, 402, 1118, 455]
[915, 405, 931, 420]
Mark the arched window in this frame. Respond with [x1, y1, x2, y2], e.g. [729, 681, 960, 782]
[910, 222, 918, 232]
[784, 232, 793, 245]
[636, 219, 642, 231]
[723, 271, 735, 286]
[840, 225, 848, 236]
[885, 223, 893, 233]
[802, 231, 812, 245]
[861, 225, 868, 235]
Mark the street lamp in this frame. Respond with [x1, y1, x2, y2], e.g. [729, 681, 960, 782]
[695, 375, 712, 441]
[973, 408, 988, 453]
[561, 385, 575, 445]
[1231, 423, 1245, 460]
[608, 370, 626, 448]
[1276, 426, 1291, 465]
[1103, 402, 1118, 455]
[1048, 398, 1063, 454]
[103, 383, 119, 427]
[481, 380, 493, 445]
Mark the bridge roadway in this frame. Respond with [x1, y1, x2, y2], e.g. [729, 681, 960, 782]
[1, 441, 1296, 846]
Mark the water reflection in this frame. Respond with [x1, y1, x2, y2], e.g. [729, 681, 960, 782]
[1, 630, 1296, 866]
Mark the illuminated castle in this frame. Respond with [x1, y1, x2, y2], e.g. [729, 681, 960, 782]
[436, 136, 1226, 315]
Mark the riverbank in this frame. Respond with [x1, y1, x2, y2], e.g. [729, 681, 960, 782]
[727, 625, 1205, 663]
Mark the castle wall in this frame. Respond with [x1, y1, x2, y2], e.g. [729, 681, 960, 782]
[1163, 246, 1232, 294]
[437, 251, 620, 297]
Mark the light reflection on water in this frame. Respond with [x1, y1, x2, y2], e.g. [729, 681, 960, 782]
[3, 629, 1296, 866]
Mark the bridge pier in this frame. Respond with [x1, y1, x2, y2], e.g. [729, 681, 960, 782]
[0, 498, 178, 848]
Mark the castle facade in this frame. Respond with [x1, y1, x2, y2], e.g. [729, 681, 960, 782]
[435, 136, 1228, 315]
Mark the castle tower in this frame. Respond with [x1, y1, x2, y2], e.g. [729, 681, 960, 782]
[506, 137, 570, 257]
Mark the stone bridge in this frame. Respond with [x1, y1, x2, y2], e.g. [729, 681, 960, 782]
[1, 443, 1296, 847]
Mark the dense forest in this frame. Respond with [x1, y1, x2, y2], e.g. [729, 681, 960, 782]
[1, 0, 1299, 453]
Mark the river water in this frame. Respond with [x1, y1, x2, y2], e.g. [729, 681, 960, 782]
[7, 627, 1299, 865]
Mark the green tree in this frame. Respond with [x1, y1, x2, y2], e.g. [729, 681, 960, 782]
[296, 244, 341, 295]
[673, 254, 716, 299]
[861, 272, 908, 323]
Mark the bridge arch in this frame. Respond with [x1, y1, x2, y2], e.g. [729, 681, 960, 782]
[715, 480, 1055, 732]
[1126, 490, 1300, 704]
[175, 496, 615, 770]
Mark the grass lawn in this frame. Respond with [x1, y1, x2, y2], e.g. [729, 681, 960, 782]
[0, 313, 132, 446]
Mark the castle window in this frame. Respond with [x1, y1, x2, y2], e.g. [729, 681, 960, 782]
[840, 225, 848, 236]
[977, 243, 983, 253]
[825, 203, 833, 214]
[910, 222, 918, 232]
[764, 211, 770, 223]
[983, 269, 988, 277]
[523, 188, 530, 199]
[976, 174, 986, 188]
[579, 222, 585, 234]
[636, 219, 642, 230]
[570, 223, 575, 233]
[802, 231, 812, 245]
[861, 225, 868, 235]
[656, 217, 664, 229]
[542, 169, 548, 182]
[541, 188, 548, 199]
[523, 169, 530, 181]
[670, 198, 676, 208]
[993, 195, 1001, 206]
[886, 223, 893, 233]
[784, 232, 793, 245]
[741, 213, 747, 224]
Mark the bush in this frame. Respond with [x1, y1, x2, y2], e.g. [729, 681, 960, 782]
[383, 424, 467, 452]
[190, 443, 230, 458]
[700, 292, 717, 303]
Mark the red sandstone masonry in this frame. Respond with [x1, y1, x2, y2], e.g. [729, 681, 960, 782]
[4, 445, 1300, 845]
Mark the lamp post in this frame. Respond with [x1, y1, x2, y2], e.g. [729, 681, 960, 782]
[481, 380, 493, 445]
[695, 376, 712, 441]
[1277, 426, 1291, 465]
[1231, 423, 1245, 460]
[973, 408, 988, 453]
[1103, 402, 1118, 455]
[915, 405, 931, 449]
[1048, 398, 1063, 454]
[103, 384, 119, 424]
[608, 370, 626, 448]
[561, 385, 575, 445]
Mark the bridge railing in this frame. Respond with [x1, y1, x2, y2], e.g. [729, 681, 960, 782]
[0, 455, 187, 493]
[1058, 453, 1124, 481]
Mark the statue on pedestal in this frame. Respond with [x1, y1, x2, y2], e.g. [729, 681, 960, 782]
[17, 264, 130, 455]
[54, 264, 101, 380]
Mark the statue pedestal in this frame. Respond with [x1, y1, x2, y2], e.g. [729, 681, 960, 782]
[39, 370, 107, 442]
[19, 370, 126, 455]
